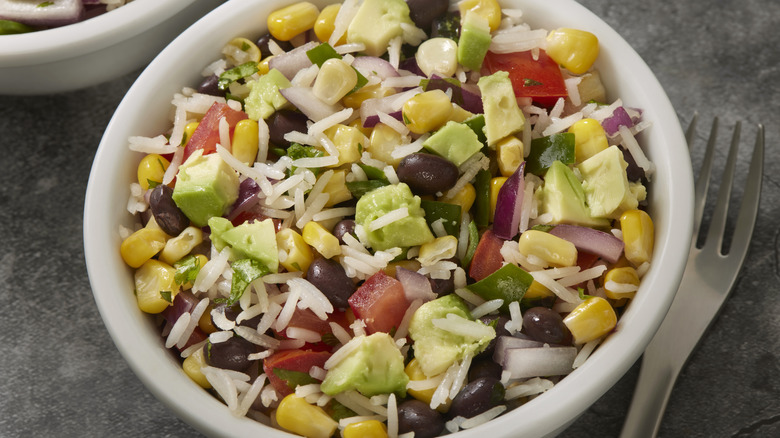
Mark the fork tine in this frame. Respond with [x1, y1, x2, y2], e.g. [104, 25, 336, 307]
[726, 124, 764, 259]
[704, 121, 741, 253]
[692, 117, 719, 239]
[685, 112, 698, 147]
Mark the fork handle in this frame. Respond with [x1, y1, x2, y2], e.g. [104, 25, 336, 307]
[619, 353, 682, 438]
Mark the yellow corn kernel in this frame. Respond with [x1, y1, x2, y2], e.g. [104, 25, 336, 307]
[322, 169, 353, 207]
[222, 37, 261, 66]
[402, 90, 453, 134]
[440, 183, 476, 216]
[348, 117, 373, 137]
[384, 259, 421, 277]
[313, 3, 346, 45]
[324, 123, 366, 167]
[257, 56, 273, 75]
[620, 209, 654, 266]
[448, 103, 474, 123]
[368, 123, 403, 167]
[182, 348, 211, 389]
[120, 227, 168, 268]
[458, 0, 502, 32]
[137, 153, 170, 191]
[182, 121, 199, 146]
[343, 420, 388, 438]
[569, 118, 608, 163]
[489, 177, 508, 222]
[276, 228, 313, 272]
[342, 85, 395, 110]
[313, 58, 358, 105]
[231, 119, 259, 165]
[302, 221, 341, 259]
[276, 394, 338, 438]
[603, 266, 640, 300]
[267, 2, 319, 42]
[563, 297, 617, 344]
[496, 136, 524, 176]
[517, 229, 578, 267]
[418, 236, 458, 266]
[524, 280, 555, 300]
[198, 299, 219, 334]
[545, 28, 600, 75]
[134, 259, 179, 314]
[415, 37, 459, 77]
[404, 359, 451, 411]
[159, 226, 204, 266]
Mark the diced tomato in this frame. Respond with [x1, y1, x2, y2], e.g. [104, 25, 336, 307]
[482, 50, 567, 107]
[468, 229, 505, 282]
[274, 307, 351, 352]
[182, 102, 248, 162]
[348, 270, 409, 335]
[577, 251, 600, 271]
[263, 349, 332, 396]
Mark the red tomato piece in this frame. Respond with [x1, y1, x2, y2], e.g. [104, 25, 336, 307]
[482, 50, 567, 107]
[468, 229, 505, 282]
[182, 102, 248, 162]
[262, 349, 332, 396]
[348, 270, 409, 335]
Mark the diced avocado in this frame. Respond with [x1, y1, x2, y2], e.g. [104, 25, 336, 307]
[408, 295, 495, 377]
[457, 11, 492, 71]
[171, 150, 240, 227]
[346, 0, 415, 57]
[320, 332, 409, 397]
[207, 217, 279, 273]
[355, 183, 435, 251]
[244, 68, 291, 120]
[536, 160, 610, 228]
[422, 121, 483, 167]
[478, 71, 526, 146]
[577, 145, 647, 219]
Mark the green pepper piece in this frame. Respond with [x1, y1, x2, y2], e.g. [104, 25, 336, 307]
[357, 163, 389, 183]
[346, 180, 390, 198]
[526, 132, 576, 176]
[420, 200, 461, 237]
[473, 168, 492, 228]
[0, 20, 34, 35]
[466, 263, 534, 311]
[463, 114, 487, 145]
[461, 220, 479, 269]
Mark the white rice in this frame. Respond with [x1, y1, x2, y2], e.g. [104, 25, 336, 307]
[432, 313, 495, 339]
[368, 207, 409, 232]
[529, 270, 582, 303]
[505, 377, 555, 400]
[573, 336, 603, 368]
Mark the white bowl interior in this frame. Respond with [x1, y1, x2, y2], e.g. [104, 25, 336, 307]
[84, 0, 694, 436]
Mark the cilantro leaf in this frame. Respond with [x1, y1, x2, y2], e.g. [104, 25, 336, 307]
[218, 61, 259, 91]
[273, 368, 319, 390]
[160, 290, 173, 303]
[229, 259, 270, 305]
[174, 255, 202, 285]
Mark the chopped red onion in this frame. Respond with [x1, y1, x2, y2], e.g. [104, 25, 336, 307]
[549, 224, 624, 263]
[493, 335, 545, 366]
[268, 41, 318, 80]
[492, 162, 526, 240]
[396, 267, 437, 302]
[280, 86, 342, 122]
[601, 106, 634, 136]
[351, 56, 400, 80]
[502, 345, 577, 379]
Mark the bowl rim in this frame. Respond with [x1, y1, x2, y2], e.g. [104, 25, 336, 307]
[84, 0, 694, 436]
[0, 0, 198, 67]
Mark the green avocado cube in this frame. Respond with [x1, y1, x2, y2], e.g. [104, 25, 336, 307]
[355, 183, 435, 251]
[346, 0, 414, 57]
[208, 217, 279, 273]
[171, 150, 239, 227]
[244, 68, 291, 120]
[422, 121, 483, 167]
[478, 71, 526, 146]
[457, 11, 492, 71]
[536, 160, 610, 228]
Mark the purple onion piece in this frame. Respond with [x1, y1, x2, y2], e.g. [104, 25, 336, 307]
[492, 162, 526, 240]
[280, 86, 342, 122]
[351, 56, 400, 80]
[501, 345, 578, 379]
[227, 178, 261, 221]
[268, 41, 318, 80]
[549, 223, 624, 263]
[492, 335, 546, 366]
[399, 57, 425, 77]
[161, 290, 200, 325]
[396, 267, 437, 302]
[601, 106, 634, 136]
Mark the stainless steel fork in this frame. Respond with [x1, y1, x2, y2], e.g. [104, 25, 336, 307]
[619, 115, 765, 438]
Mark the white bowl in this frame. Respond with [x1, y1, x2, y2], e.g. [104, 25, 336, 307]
[0, 0, 224, 95]
[84, 0, 694, 436]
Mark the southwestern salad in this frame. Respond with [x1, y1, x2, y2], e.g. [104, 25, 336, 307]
[0, 0, 132, 34]
[119, 0, 656, 436]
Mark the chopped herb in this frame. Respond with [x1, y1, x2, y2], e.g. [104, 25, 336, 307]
[578, 287, 595, 301]
[218, 61, 259, 90]
[241, 41, 251, 51]
[321, 332, 339, 346]
[402, 112, 411, 125]
[462, 220, 480, 269]
[286, 143, 325, 175]
[273, 368, 319, 389]
[37, 2, 54, 7]
[146, 179, 161, 189]
[346, 180, 389, 198]
[530, 224, 556, 233]
[524, 78, 543, 87]
[229, 259, 270, 305]
[323, 399, 357, 422]
[160, 290, 173, 303]
[305, 43, 368, 94]
[357, 163, 389, 182]
[174, 255, 202, 285]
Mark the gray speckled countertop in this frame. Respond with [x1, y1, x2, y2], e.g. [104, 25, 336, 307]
[1, 0, 778, 437]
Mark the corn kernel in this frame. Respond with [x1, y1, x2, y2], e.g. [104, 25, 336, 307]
[313, 3, 346, 45]
[524, 280, 554, 300]
[276, 394, 338, 438]
[368, 123, 404, 166]
[324, 123, 366, 167]
[182, 122, 199, 146]
[322, 169, 353, 207]
[182, 348, 211, 388]
[563, 297, 617, 344]
[231, 119, 259, 165]
[546, 28, 600, 75]
[198, 298, 219, 334]
[620, 209, 654, 266]
[517, 229, 578, 267]
[313, 58, 358, 105]
[418, 236, 458, 266]
[276, 228, 313, 272]
[159, 226, 204, 266]
[134, 259, 178, 314]
[267, 2, 320, 42]
[348, 117, 373, 137]
[222, 37, 261, 66]
[603, 266, 640, 300]
[489, 177, 508, 222]
[384, 259, 421, 277]
[120, 227, 168, 268]
[343, 420, 388, 438]
[416, 37, 459, 78]
[440, 183, 476, 216]
[569, 118, 608, 163]
[405, 358, 451, 411]
[302, 221, 341, 259]
[458, 0, 502, 32]
[257, 56, 273, 75]
[342, 84, 394, 110]
[448, 103, 474, 123]
[402, 90, 453, 134]
[496, 136, 524, 176]
[137, 153, 170, 191]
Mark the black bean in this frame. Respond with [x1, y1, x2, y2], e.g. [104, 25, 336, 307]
[475, 315, 510, 359]
[331, 219, 356, 245]
[397, 399, 445, 438]
[406, 0, 450, 34]
[522, 307, 571, 345]
[213, 302, 263, 329]
[449, 377, 506, 419]
[268, 109, 310, 148]
[255, 33, 294, 60]
[196, 74, 223, 97]
[306, 258, 356, 309]
[202, 336, 258, 372]
[431, 11, 461, 42]
[149, 184, 190, 236]
[397, 153, 459, 195]
[468, 358, 503, 382]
